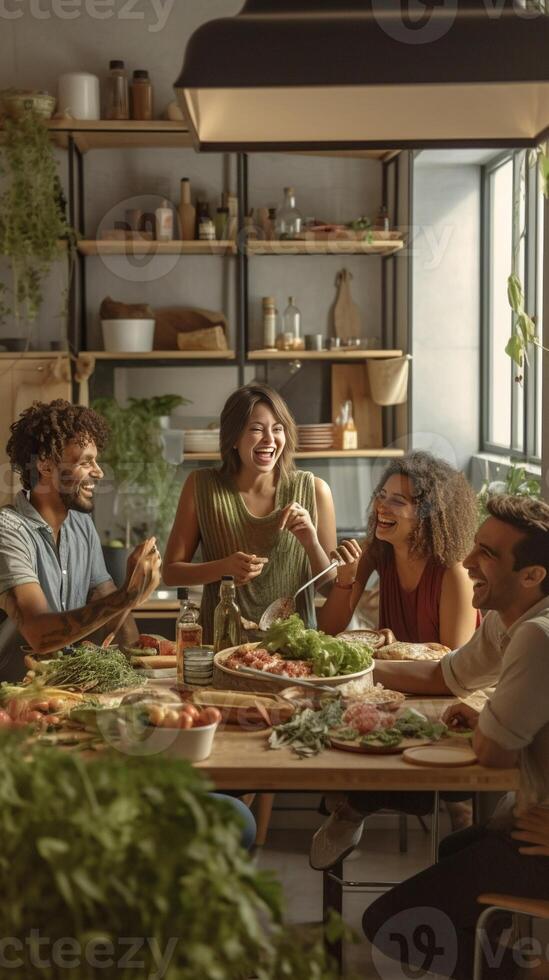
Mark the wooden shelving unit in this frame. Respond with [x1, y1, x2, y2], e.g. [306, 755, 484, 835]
[78, 240, 236, 256]
[182, 449, 404, 462]
[248, 348, 403, 361]
[89, 350, 236, 361]
[246, 239, 403, 256]
[45, 119, 192, 152]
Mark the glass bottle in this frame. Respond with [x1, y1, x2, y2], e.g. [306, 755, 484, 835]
[105, 60, 129, 120]
[213, 576, 242, 653]
[274, 187, 302, 239]
[175, 587, 203, 684]
[262, 296, 277, 349]
[374, 205, 389, 233]
[342, 400, 358, 450]
[130, 69, 153, 121]
[283, 296, 301, 343]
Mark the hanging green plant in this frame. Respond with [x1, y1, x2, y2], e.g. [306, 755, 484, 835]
[0, 111, 78, 330]
[505, 146, 549, 378]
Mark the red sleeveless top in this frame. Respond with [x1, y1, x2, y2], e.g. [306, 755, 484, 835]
[377, 552, 446, 643]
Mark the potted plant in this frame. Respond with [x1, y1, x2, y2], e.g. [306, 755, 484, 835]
[0, 110, 77, 344]
[93, 394, 189, 585]
[0, 734, 342, 979]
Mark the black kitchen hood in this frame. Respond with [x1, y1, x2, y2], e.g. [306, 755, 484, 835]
[175, 0, 549, 151]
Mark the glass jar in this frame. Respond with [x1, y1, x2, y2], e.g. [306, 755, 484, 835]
[130, 69, 153, 121]
[274, 187, 302, 239]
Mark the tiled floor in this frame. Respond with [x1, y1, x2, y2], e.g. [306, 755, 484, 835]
[256, 820, 450, 979]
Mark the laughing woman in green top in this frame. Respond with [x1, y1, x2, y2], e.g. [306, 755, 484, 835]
[163, 384, 337, 642]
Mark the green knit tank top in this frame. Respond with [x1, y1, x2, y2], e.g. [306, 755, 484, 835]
[194, 468, 317, 643]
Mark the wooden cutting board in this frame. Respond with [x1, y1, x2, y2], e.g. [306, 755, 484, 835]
[130, 655, 177, 669]
[331, 363, 382, 448]
[402, 744, 477, 767]
[333, 269, 361, 340]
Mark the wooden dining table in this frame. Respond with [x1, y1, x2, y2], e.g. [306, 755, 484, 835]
[195, 696, 520, 974]
[195, 698, 520, 795]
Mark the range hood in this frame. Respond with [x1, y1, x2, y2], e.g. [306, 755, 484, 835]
[174, 0, 549, 151]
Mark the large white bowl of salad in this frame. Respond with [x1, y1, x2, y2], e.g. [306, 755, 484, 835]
[214, 614, 374, 692]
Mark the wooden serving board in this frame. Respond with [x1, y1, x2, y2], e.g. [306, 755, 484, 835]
[402, 744, 477, 767]
[130, 655, 177, 669]
[331, 364, 382, 449]
[329, 732, 434, 756]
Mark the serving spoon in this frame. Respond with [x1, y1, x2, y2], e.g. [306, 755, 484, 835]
[258, 558, 340, 631]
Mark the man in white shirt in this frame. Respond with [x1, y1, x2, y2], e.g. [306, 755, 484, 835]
[363, 494, 549, 980]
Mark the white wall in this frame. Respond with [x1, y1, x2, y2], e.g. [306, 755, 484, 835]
[412, 155, 482, 471]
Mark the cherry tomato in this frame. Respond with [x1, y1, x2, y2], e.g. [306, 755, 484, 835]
[26, 710, 44, 724]
[161, 709, 180, 728]
[147, 705, 165, 727]
[29, 700, 50, 713]
[177, 713, 193, 730]
[194, 707, 222, 728]
[179, 703, 200, 721]
[0, 709, 12, 728]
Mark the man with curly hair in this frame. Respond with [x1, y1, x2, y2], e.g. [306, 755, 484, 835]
[0, 399, 161, 681]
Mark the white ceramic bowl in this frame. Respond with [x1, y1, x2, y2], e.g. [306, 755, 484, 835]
[116, 716, 219, 761]
[101, 318, 155, 353]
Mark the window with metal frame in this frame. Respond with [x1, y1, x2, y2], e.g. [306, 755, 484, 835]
[482, 150, 543, 462]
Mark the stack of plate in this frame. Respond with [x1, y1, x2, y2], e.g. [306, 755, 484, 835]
[184, 428, 220, 453]
[297, 423, 334, 451]
[183, 646, 215, 687]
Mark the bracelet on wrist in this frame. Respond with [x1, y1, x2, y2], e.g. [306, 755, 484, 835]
[335, 580, 355, 590]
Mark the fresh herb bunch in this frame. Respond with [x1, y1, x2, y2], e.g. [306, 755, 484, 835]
[92, 395, 190, 550]
[270, 698, 344, 757]
[264, 614, 373, 677]
[0, 735, 341, 979]
[0, 112, 78, 329]
[40, 645, 142, 693]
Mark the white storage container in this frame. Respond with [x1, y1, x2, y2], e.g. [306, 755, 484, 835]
[101, 318, 155, 353]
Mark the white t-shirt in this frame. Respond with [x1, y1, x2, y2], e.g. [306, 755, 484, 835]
[441, 595, 549, 824]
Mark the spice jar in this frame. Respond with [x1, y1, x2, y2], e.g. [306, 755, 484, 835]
[130, 69, 153, 121]
[105, 59, 129, 120]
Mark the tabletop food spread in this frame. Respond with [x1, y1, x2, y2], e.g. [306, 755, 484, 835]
[0, 626, 483, 773]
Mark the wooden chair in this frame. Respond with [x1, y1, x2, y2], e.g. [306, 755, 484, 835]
[241, 793, 275, 847]
[474, 894, 549, 980]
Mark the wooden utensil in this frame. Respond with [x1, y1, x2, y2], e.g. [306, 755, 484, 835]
[333, 268, 361, 341]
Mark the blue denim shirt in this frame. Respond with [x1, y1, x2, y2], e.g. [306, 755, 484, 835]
[0, 492, 111, 681]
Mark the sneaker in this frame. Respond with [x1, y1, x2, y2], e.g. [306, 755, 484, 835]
[309, 803, 365, 870]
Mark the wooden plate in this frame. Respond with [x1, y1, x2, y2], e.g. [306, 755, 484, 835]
[329, 732, 433, 755]
[402, 744, 477, 767]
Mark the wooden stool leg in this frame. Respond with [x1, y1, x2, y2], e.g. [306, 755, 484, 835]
[255, 793, 275, 846]
[240, 793, 256, 809]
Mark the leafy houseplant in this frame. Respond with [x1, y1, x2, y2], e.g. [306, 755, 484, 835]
[93, 395, 189, 557]
[0, 111, 77, 334]
[0, 734, 341, 979]
[477, 460, 541, 523]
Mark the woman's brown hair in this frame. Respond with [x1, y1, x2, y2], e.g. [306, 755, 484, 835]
[366, 451, 477, 566]
[219, 383, 297, 481]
